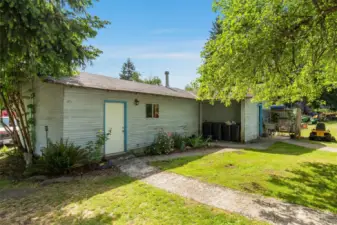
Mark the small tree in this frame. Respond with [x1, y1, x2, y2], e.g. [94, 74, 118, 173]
[131, 71, 143, 82]
[185, 79, 199, 92]
[143, 76, 162, 85]
[120, 58, 136, 80]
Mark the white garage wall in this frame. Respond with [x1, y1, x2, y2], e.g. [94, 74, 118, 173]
[30, 81, 64, 154]
[62, 86, 199, 151]
[241, 98, 259, 142]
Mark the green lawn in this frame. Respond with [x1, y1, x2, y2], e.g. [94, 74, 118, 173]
[300, 121, 337, 148]
[0, 175, 265, 225]
[152, 142, 337, 213]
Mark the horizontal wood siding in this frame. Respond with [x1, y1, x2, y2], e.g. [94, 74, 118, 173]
[63, 87, 199, 150]
[34, 82, 64, 153]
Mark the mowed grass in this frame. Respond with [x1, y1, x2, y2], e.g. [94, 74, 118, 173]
[301, 121, 337, 148]
[151, 142, 337, 213]
[0, 175, 265, 225]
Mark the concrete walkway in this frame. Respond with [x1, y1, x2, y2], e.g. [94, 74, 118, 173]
[112, 152, 337, 225]
[279, 139, 337, 153]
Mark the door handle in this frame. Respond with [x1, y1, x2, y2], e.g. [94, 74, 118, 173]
[122, 127, 124, 132]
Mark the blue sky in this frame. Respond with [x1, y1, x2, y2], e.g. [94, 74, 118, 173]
[84, 0, 215, 88]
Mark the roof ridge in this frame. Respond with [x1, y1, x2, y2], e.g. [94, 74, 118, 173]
[44, 72, 197, 100]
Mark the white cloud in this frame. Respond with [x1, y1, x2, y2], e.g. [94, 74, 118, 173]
[98, 39, 205, 61]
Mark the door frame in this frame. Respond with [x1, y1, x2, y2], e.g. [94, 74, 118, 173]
[103, 100, 128, 154]
[258, 103, 263, 136]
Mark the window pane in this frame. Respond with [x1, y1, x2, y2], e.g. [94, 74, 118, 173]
[146, 104, 153, 118]
[153, 104, 159, 118]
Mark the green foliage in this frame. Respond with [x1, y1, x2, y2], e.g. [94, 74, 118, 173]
[185, 79, 199, 92]
[120, 58, 136, 80]
[131, 71, 143, 82]
[171, 133, 188, 150]
[85, 129, 111, 163]
[143, 76, 162, 85]
[187, 136, 210, 148]
[0, 0, 108, 154]
[199, 0, 337, 106]
[0, 0, 109, 80]
[316, 88, 337, 110]
[0, 147, 26, 179]
[145, 130, 174, 155]
[33, 139, 89, 175]
[209, 16, 222, 41]
[119, 58, 162, 85]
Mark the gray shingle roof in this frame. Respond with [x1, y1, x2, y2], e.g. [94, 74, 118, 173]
[45, 72, 197, 100]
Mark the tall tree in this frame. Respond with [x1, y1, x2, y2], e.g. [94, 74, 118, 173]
[198, 0, 337, 106]
[0, 0, 108, 163]
[143, 76, 162, 85]
[209, 17, 222, 40]
[120, 58, 136, 80]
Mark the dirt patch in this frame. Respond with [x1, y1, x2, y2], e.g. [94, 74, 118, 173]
[83, 167, 121, 177]
[224, 163, 236, 168]
[240, 182, 266, 193]
[0, 187, 37, 200]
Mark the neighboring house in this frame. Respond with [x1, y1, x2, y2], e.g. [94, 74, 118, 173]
[24, 72, 260, 156]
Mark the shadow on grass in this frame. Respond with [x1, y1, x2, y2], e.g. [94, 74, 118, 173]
[267, 162, 337, 213]
[0, 174, 134, 224]
[245, 142, 316, 155]
[150, 155, 205, 171]
[57, 212, 121, 225]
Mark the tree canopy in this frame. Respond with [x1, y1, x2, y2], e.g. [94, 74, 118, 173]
[0, 0, 109, 80]
[185, 79, 199, 92]
[209, 17, 222, 40]
[120, 58, 162, 85]
[0, 0, 108, 155]
[120, 58, 136, 80]
[198, 0, 337, 106]
[143, 76, 162, 85]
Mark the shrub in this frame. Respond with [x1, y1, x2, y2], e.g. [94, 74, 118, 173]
[187, 136, 210, 149]
[33, 139, 89, 175]
[171, 133, 188, 151]
[145, 130, 174, 155]
[0, 147, 26, 179]
[85, 129, 112, 164]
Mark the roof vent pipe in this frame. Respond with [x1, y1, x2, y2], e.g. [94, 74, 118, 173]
[165, 71, 169, 87]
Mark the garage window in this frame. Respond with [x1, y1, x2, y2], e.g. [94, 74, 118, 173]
[146, 104, 159, 118]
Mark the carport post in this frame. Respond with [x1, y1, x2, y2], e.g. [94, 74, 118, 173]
[199, 102, 203, 136]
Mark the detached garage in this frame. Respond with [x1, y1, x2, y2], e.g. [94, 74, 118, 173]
[25, 72, 261, 156]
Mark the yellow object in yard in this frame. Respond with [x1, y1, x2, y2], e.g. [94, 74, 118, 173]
[309, 122, 336, 141]
[314, 130, 325, 137]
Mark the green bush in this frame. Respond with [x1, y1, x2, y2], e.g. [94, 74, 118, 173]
[145, 130, 174, 155]
[85, 129, 111, 164]
[33, 139, 89, 175]
[0, 147, 26, 179]
[171, 133, 188, 151]
[187, 136, 210, 148]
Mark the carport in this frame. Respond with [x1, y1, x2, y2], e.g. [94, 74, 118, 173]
[199, 98, 260, 143]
